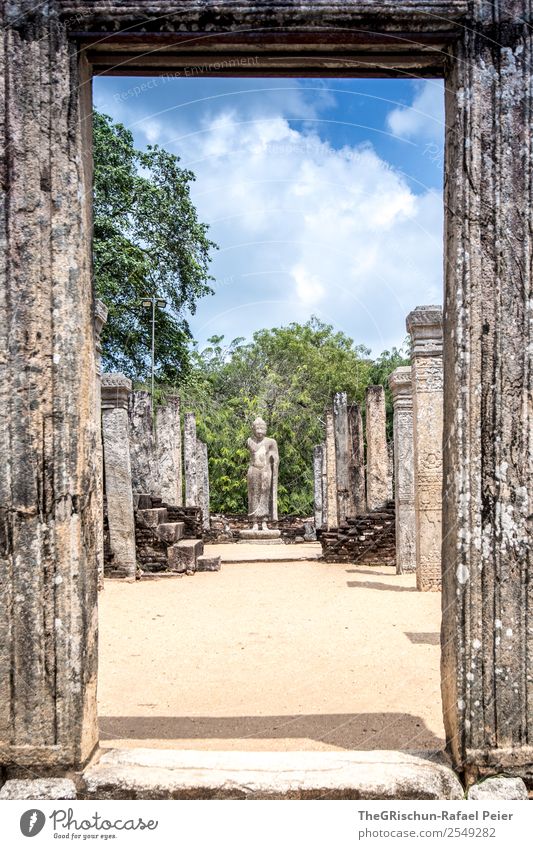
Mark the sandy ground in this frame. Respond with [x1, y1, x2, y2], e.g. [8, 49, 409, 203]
[98, 556, 444, 752]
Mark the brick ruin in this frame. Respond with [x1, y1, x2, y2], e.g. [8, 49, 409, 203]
[1, 0, 531, 790]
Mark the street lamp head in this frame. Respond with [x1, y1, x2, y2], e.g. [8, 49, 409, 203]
[140, 298, 151, 308]
[156, 299, 167, 309]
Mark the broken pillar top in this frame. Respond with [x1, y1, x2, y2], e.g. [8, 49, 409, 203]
[406, 305, 443, 357]
[101, 373, 132, 410]
[388, 366, 412, 400]
[366, 384, 385, 399]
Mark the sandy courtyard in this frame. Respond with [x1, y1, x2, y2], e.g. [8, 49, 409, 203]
[98, 555, 444, 753]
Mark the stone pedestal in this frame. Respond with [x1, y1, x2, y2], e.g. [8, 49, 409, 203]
[348, 404, 366, 515]
[101, 375, 137, 581]
[155, 395, 182, 507]
[389, 367, 416, 575]
[365, 385, 388, 511]
[406, 307, 443, 592]
[184, 413, 198, 508]
[238, 529, 281, 544]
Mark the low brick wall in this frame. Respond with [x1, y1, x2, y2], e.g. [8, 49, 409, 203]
[317, 502, 396, 566]
[206, 514, 316, 544]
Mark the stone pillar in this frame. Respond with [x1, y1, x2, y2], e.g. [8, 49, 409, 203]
[333, 392, 354, 523]
[348, 404, 366, 515]
[313, 444, 325, 529]
[387, 441, 394, 503]
[0, 15, 99, 767]
[128, 391, 159, 495]
[196, 440, 210, 531]
[406, 306, 443, 593]
[101, 375, 137, 582]
[365, 385, 388, 511]
[94, 300, 108, 588]
[389, 367, 416, 575]
[184, 413, 198, 508]
[324, 408, 338, 529]
[156, 395, 183, 506]
[442, 10, 533, 776]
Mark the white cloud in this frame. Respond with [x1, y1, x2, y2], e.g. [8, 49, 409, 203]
[387, 81, 444, 141]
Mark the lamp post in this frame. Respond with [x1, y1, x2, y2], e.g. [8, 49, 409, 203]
[140, 296, 167, 411]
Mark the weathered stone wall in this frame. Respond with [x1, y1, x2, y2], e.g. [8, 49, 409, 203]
[318, 503, 396, 566]
[407, 307, 443, 593]
[389, 367, 416, 575]
[101, 375, 136, 581]
[365, 385, 389, 511]
[155, 395, 182, 507]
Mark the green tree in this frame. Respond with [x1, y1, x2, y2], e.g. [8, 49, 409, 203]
[92, 111, 217, 383]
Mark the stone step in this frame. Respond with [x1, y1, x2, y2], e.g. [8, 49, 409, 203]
[136, 507, 168, 529]
[81, 748, 464, 801]
[167, 539, 204, 572]
[155, 522, 185, 545]
[196, 554, 221, 572]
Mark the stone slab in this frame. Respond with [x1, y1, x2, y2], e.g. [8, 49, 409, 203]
[156, 522, 185, 544]
[81, 748, 464, 800]
[168, 539, 204, 572]
[137, 507, 168, 529]
[237, 539, 283, 545]
[206, 542, 322, 563]
[196, 555, 221, 572]
[467, 776, 528, 800]
[0, 779, 77, 800]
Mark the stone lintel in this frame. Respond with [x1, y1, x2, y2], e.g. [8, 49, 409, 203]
[101, 373, 132, 410]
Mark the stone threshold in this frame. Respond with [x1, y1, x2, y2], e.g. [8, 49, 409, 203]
[79, 748, 464, 800]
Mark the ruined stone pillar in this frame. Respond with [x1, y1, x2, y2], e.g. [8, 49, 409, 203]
[196, 440, 210, 531]
[324, 408, 338, 528]
[94, 301, 108, 588]
[156, 395, 183, 506]
[313, 444, 325, 529]
[128, 391, 159, 495]
[101, 375, 137, 582]
[348, 404, 366, 515]
[442, 10, 533, 775]
[406, 307, 443, 593]
[365, 385, 388, 511]
[0, 15, 99, 766]
[389, 367, 416, 575]
[184, 412, 198, 508]
[333, 392, 354, 523]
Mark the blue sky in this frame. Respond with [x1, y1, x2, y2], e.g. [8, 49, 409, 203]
[93, 76, 444, 356]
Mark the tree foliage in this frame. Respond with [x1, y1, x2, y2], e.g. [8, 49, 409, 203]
[180, 318, 409, 515]
[92, 111, 217, 382]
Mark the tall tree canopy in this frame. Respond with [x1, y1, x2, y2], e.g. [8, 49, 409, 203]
[180, 318, 408, 515]
[93, 111, 216, 383]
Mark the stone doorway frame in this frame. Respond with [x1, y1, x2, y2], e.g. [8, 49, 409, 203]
[1, 2, 531, 783]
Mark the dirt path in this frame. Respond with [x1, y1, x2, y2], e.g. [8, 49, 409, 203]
[98, 559, 444, 752]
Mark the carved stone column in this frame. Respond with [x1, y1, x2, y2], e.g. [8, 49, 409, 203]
[156, 395, 183, 507]
[442, 8, 533, 776]
[406, 306, 443, 592]
[94, 300, 108, 588]
[324, 408, 338, 528]
[128, 391, 158, 495]
[196, 440, 210, 531]
[389, 367, 416, 575]
[365, 385, 388, 511]
[348, 403, 366, 515]
[101, 375, 136, 582]
[184, 413, 198, 508]
[333, 392, 354, 524]
[313, 444, 325, 529]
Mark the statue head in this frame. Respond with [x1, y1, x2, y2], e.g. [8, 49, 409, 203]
[252, 417, 267, 438]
